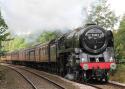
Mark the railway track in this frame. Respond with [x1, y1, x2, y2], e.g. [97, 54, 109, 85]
[2, 64, 65, 89]
[19, 67, 124, 89]
[12, 65, 125, 89]
[17, 66, 65, 89]
[21, 67, 125, 89]
[4, 64, 37, 89]
[2, 63, 125, 89]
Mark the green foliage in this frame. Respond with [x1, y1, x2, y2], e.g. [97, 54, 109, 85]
[0, 12, 8, 43]
[110, 64, 125, 83]
[0, 12, 8, 29]
[37, 30, 62, 43]
[87, 0, 118, 29]
[3, 36, 27, 52]
[114, 15, 125, 60]
[0, 10, 10, 55]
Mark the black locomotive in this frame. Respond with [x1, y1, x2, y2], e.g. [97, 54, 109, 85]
[3, 24, 116, 82]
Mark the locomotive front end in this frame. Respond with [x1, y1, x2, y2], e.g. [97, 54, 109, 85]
[78, 25, 116, 82]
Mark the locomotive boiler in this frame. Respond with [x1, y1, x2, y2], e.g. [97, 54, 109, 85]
[3, 24, 116, 82]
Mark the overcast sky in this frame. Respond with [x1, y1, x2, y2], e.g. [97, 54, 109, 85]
[0, 0, 125, 35]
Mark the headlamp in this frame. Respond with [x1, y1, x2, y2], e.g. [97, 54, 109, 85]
[110, 63, 116, 70]
[83, 64, 88, 70]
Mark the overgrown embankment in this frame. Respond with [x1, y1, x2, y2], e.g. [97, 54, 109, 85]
[110, 64, 125, 83]
[0, 65, 6, 81]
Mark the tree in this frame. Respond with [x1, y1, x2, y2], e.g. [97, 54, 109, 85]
[3, 36, 28, 51]
[0, 10, 10, 55]
[87, 0, 118, 30]
[114, 15, 125, 60]
[37, 30, 62, 43]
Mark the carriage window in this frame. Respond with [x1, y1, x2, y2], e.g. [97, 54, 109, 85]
[41, 48, 43, 55]
[44, 47, 46, 55]
[45, 46, 48, 55]
[36, 49, 38, 55]
[43, 47, 45, 55]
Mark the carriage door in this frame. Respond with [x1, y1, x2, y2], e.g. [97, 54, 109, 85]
[29, 50, 35, 61]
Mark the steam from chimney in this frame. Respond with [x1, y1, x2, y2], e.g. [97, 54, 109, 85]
[0, 0, 95, 35]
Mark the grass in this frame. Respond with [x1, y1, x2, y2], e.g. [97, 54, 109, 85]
[110, 64, 125, 83]
[0, 71, 5, 80]
[0, 66, 6, 80]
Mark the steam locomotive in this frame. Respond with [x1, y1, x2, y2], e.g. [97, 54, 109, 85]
[2, 24, 116, 82]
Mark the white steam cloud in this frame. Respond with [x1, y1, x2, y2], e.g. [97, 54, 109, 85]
[0, 0, 94, 35]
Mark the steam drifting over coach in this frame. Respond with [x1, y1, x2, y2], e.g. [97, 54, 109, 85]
[4, 24, 116, 82]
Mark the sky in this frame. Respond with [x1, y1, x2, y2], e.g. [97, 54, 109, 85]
[0, 0, 125, 35]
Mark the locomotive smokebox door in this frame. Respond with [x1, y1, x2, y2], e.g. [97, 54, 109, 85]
[80, 25, 108, 54]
